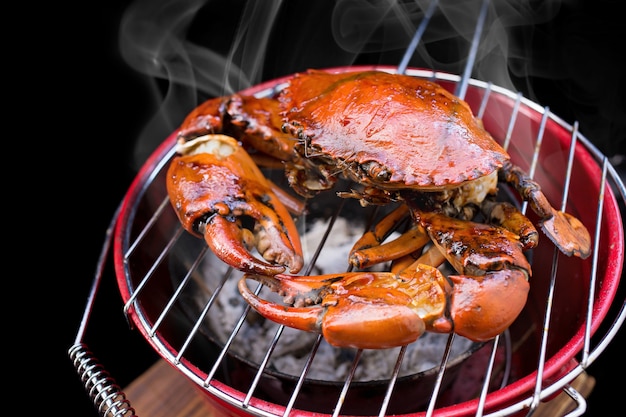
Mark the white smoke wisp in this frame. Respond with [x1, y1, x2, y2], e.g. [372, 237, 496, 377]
[118, 0, 284, 168]
[119, 0, 622, 170]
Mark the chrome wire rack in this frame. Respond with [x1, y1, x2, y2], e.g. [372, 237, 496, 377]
[71, 1, 625, 416]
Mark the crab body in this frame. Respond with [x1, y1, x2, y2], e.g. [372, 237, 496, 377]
[281, 70, 508, 193]
[166, 69, 591, 349]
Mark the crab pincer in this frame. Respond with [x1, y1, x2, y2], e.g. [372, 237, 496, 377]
[238, 264, 450, 349]
[414, 210, 531, 341]
[166, 134, 304, 275]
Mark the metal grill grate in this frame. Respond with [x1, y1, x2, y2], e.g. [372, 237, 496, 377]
[108, 68, 625, 417]
[71, 1, 626, 416]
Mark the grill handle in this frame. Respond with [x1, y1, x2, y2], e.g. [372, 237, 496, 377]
[69, 203, 136, 417]
[69, 343, 137, 417]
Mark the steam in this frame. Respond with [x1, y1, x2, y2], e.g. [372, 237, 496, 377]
[118, 0, 620, 169]
[119, 0, 285, 166]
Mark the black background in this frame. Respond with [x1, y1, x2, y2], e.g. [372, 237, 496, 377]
[38, 0, 625, 416]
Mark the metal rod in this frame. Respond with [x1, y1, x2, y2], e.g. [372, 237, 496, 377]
[502, 92, 523, 152]
[244, 324, 287, 407]
[124, 196, 171, 258]
[176, 266, 234, 363]
[561, 122, 579, 210]
[397, 0, 439, 74]
[282, 335, 323, 417]
[123, 226, 184, 317]
[582, 157, 608, 366]
[455, 0, 489, 99]
[74, 202, 122, 344]
[332, 349, 364, 417]
[378, 345, 407, 417]
[475, 336, 500, 417]
[150, 246, 209, 336]
[425, 333, 456, 417]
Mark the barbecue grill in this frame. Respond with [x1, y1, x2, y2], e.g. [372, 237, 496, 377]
[70, 1, 625, 416]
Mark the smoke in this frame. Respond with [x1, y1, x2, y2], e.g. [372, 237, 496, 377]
[118, 0, 623, 168]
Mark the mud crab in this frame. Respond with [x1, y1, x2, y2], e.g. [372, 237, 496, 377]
[166, 69, 591, 349]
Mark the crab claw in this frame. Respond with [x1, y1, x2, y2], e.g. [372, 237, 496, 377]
[167, 134, 303, 275]
[413, 209, 531, 340]
[447, 269, 529, 341]
[238, 264, 450, 349]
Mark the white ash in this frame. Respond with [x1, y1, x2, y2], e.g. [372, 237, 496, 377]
[196, 217, 475, 382]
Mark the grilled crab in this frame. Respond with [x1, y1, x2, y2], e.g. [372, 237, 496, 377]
[167, 69, 591, 349]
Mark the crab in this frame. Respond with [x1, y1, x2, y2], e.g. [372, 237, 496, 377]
[167, 69, 591, 349]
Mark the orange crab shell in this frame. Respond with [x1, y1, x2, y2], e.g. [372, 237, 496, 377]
[280, 70, 509, 191]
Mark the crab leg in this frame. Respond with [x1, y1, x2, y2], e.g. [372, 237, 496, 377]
[390, 243, 446, 275]
[349, 204, 431, 269]
[351, 205, 410, 250]
[178, 94, 297, 162]
[481, 199, 539, 251]
[499, 160, 591, 259]
[166, 134, 303, 275]
[238, 264, 448, 349]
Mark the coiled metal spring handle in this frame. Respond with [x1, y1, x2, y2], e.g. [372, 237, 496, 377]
[69, 343, 136, 417]
[69, 203, 137, 417]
